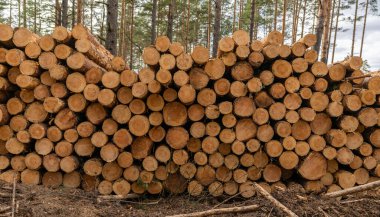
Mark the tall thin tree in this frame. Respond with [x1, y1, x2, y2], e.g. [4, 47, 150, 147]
[55, 0, 62, 26]
[207, 0, 211, 49]
[62, 0, 68, 27]
[359, 0, 369, 58]
[23, 0, 27, 27]
[18, 0, 21, 27]
[314, 0, 326, 57]
[291, 0, 299, 43]
[77, 0, 82, 24]
[249, 0, 255, 41]
[71, 0, 76, 28]
[300, 0, 307, 38]
[152, 0, 158, 44]
[105, 0, 118, 55]
[90, 0, 94, 32]
[321, 0, 332, 63]
[274, 0, 278, 31]
[326, 0, 336, 61]
[118, 0, 126, 56]
[34, 0, 37, 32]
[238, 0, 243, 29]
[331, 0, 341, 63]
[213, 0, 221, 57]
[351, 0, 359, 56]
[167, 0, 175, 42]
[100, 0, 106, 42]
[233, 0, 237, 32]
[282, 0, 287, 42]
[130, 0, 134, 69]
[185, 0, 190, 52]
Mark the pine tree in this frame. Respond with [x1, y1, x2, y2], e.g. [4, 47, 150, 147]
[321, 0, 332, 63]
[351, 0, 359, 56]
[77, 0, 83, 24]
[314, 0, 327, 57]
[331, 0, 341, 63]
[55, 0, 62, 26]
[71, 0, 76, 27]
[249, 0, 255, 41]
[212, 0, 221, 57]
[360, 0, 369, 58]
[152, 0, 158, 44]
[62, 0, 68, 27]
[167, 0, 174, 42]
[105, 0, 118, 55]
[282, 0, 287, 42]
[129, 0, 134, 69]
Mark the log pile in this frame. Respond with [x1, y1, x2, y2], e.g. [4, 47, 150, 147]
[0, 24, 379, 198]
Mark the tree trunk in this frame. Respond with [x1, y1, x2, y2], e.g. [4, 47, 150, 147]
[152, 0, 158, 44]
[185, 0, 190, 52]
[34, 0, 37, 32]
[105, 0, 118, 55]
[359, 0, 369, 58]
[300, 0, 306, 38]
[212, 0, 221, 57]
[62, 0, 68, 27]
[71, 0, 76, 28]
[233, 0, 237, 32]
[207, 0, 211, 49]
[249, 0, 255, 41]
[167, 0, 174, 42]
[351, 0, 359, 56]
[90, 0, 94, 32]
[9, 0, 12, 25]
[129, 0, 134, 69]
[321, 0, 332, 63]
[23, 0, 27, 27]
[238, 0, 243, 29]
[77, 0, 82, 24]
[331, 0, 340, 63]
[55, 0, 62, 26]
[18, 0, 21, 27]
[273, 0, 278, 31]
[118, 0, 126, 56]
[100, 0, 106, 44]
[314, 0, 325, 57]
[326, 0, 336, 61]
[291, 0, 298, 44]
[281, 0, 287, 41]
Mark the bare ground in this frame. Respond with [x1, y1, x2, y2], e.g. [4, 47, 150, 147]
[0, 181, 379, 217]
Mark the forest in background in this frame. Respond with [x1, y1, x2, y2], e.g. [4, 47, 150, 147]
[0, 0, 378, 70]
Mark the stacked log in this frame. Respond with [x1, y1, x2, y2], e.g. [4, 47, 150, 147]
[0, 24, 379, 198]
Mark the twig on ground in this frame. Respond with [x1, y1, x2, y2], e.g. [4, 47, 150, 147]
[324, 180, 380, 198]
[0, 192, 23, 198]
[119, 198, 162, 205]
[253, 182, 298, 217]
[296, 195, 307, 201]
[0, 212, 12, 217]
[340, 199, 365, 204]
[318, 207, 330, 217]
[0, 207, 11, 213]
[267, 207, 274, 217]
[96, 193, 141, 203]
[212, 191, 243, 209]
[165, 204, 259, 217]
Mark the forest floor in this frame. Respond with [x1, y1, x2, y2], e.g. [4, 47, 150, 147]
[0, 181, 380, 217]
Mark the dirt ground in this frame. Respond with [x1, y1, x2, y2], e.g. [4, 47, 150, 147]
[0, 181, 379, 217]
